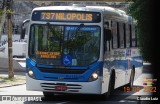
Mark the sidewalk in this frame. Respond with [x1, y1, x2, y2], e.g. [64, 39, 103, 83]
[0, 58, 26, 88]
[0, 71, 26, 88]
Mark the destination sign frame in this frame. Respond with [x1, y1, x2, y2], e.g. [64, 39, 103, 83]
[32, 11, 101, 23]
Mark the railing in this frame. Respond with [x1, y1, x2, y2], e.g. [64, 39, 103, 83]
[0, 39, 27, 47]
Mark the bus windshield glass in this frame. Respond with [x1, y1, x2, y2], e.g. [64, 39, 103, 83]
[29, 24, 100, 66]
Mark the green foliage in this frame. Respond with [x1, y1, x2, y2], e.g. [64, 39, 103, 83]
[0, 9, 3, 33]
[0, 9, 3, 21]
[128, 0, 154, 62]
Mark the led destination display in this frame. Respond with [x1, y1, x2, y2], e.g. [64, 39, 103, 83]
[32, 11, 101, 22]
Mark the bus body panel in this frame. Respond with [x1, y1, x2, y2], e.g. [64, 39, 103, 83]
[26, 58, 103, 82]
[102, 46, 143, 92]
[101, 67, 110, 94]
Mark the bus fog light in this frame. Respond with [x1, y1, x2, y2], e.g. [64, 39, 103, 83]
[28, 69, 35, 79]
[89, 70, 99, 81]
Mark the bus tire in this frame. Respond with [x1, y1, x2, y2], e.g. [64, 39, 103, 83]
[102, 71, 115, 100]
[129, 68, 135, 89]
[43, 92, 55, 98]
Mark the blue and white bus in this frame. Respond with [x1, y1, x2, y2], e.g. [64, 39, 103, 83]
[23, 5, 143, 98]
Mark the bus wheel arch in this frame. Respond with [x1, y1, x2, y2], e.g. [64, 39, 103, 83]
[109, 69, 115, 92]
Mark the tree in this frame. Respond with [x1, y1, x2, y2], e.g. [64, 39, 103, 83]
[0, 9, 3, 33]
[0, 4, 4, 41]
[0, 10, 3, 20]
[128, 0, 159, 94]
[128, 0, 155, 63]
[6, 0, 14, 79]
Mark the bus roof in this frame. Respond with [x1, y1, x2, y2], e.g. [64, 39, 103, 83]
[32, 5, 133, 23]
[33, 5, 126, 15]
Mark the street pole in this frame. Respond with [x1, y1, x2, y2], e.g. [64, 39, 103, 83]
[6, 0, 14, 79]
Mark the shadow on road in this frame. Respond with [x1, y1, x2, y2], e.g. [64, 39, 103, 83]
[142, 64, 153, 74]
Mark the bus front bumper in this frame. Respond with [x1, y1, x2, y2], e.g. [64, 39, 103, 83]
[26, 74, 102, 94]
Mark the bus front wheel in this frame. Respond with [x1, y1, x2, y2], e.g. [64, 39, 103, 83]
[43, 92, 55, 98]
[102, 71, 115, 100]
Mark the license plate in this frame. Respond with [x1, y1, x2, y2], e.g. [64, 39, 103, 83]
[55, 86, 67, 91]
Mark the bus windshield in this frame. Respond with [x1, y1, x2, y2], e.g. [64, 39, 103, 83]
[29, 24, 100, 66]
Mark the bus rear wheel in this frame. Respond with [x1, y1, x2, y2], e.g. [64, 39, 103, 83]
[129, 69, 135, 89]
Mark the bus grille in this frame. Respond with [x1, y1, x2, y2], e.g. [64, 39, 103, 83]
[41, 83, 82, 92]
[38, 68, 86, 74]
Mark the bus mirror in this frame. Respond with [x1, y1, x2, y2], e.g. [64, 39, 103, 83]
[20, 27, 26, 39]
[104, 29, 112, 41]
[20, 19, 30, 39]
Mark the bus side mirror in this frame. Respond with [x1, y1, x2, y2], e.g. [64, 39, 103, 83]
[20, 27, 26, 39]
[20, 19, 30, 39]
[104, 29, 112, 41]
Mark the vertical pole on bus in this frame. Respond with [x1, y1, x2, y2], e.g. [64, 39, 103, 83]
[6, 0, 14, 79]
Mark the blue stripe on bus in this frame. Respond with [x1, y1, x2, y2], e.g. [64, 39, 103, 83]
[26, 58, 103, 82]
[104, 56, 143, 70]
[26, 55, 142, 82]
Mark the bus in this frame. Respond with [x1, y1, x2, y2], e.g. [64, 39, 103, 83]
[22, 4, 143, 98]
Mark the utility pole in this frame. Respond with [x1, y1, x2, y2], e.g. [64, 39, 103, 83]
[6, 0, 14, 79]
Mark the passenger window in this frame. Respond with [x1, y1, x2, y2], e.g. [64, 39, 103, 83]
[131, 25, 137, 47]
[119, 22, 125, 48]
[112, 21, 118, 49]
[125, 24, 131, 48]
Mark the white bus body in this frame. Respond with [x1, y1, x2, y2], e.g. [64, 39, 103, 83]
[25, 5, 143, 97]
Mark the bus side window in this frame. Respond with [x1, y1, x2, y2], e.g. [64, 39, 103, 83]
[136, 26, 139, 47]
[125, 24, 130, 48]
[20, 19, 30, 39]
[112, 21, 118, 49]
[123, 23, 126, 48]
[131, 24, 137, 47]
[119, 22, 125, 48]
[29, 26, 35, 58]
[104, 21, 110, 51]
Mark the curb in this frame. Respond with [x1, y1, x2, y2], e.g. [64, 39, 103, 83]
[0, 75, 26, 88]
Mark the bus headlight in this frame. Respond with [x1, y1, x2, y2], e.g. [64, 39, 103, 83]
[89, 70, 99, 81]
[28, 69, 35, 79]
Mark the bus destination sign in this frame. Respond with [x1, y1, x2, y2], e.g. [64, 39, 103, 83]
[32, 11, 101, 23]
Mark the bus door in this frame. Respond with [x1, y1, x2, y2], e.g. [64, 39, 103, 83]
[102, 21, 112, 93]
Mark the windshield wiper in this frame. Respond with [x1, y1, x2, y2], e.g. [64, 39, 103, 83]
[76, 23, 84, 34]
